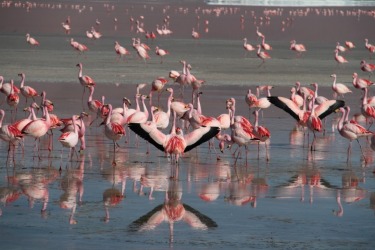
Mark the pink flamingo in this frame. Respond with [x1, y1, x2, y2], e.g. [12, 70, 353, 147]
[336, 42, 347, 52]
[361, 88, 375, 122]
[128, 110, 220, 164]
[365, 38, 375, 57]
[290, 40, 306, 57]
[243, 38, 255, 56]
[290, 87, 304, 108]
[13, 102, 39, 132]
[337, 106, 372, 163]
[58, 115, 79, 160]
[310, 83, 328, 105]
[86, 86, 103, 125]
[192, 28, 200, 39]
[261, 35, 272, 51]
[126, 94, 149, 124]
[345, 41, 355, 50]
[352, 72, 373, 89]
[77, 63, 96, 106]
[295, 81, 314, 100]
[256, 45, 271, 66]
[334, 49, 348, 64]
[152, 95, 173, 130]
[18, 73, 38, 104]
[104, 104, 126, 159]
[149, 77, 168, 106]
[0, 109, 23, 161]
[0, 77, 20, 97]
[155, 46, 169, 63]
[40, 91, 54, 113]
[60, 112, 88, 152]
[21, 106, 52, 158]
[114, 41, 131, 61]
[252, 109, 271, 161]
[6, 80, 20, 112]
[331, 74, 352, 99]
[256, 26, 263, 40]
[360, 60, 375, 77]
[26, 33, 39, 47]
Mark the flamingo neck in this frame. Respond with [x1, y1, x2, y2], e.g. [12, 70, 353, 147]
[337, 108, 346, 131]
[166, 97, 172, 118]
[20, 74, 25, 88]
[106, 105, 112, 125]
[363, 89, 368, 105]
[88, 87, 94, 102]
[344, 107, 350, 123]
[78, 65, 83, 78]
[0, 110, 4, 128]
[254, 111, 259, 127]
[141, 98, 149, 120]
[196, 95, 202, 115]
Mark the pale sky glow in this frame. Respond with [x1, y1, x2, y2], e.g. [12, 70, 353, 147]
[205, 0, 375, 6]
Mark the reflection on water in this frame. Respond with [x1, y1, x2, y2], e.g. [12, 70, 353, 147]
[129, 180, 217, 245]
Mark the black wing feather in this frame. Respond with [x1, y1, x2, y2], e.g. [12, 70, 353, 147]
[267, 96, 300, 121]
[128, 123, 165, 152]
[318, 100, 345, 120]
[184, 126, 220, 153]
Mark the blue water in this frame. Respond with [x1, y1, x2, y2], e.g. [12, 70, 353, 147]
[0, 1, 375, 249]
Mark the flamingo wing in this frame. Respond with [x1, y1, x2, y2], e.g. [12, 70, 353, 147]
[182, 203, 218, 229]
[184, 126, 220, 153]
[128, 204, 165, 232]
[128, 122, 166, 152]
[315, 100, 345, 120]
[267, 96, 302, 121]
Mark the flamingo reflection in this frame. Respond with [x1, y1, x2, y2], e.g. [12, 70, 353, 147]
[129, 180, 217, 243]
[59, 155, 85, 224]
[10, 164, 58, 217]
[0, 186, 21, 217]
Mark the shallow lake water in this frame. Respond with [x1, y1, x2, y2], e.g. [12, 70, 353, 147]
[0, 1, 375, 249]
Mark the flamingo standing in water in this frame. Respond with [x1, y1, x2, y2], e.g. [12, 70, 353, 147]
[0, 109, 23, 161]
[290, 40, 306, 57]
[26, 33, 39, 47]
[114, 41, 131, 61]
[149, 77, 168, 106]
[104, 104, 126, 160]
[337, 106, 372, 163]
[21, 106, 52, 159]
[243, 38, 255, 57]
[76, 63, 96, 106]
[256, 45, 271, 66]
[155, 46, 169, 64]
[365, 38, 375, 57]
[260, 35, 272, 51]
[352, 72, 373, 89]
[18, 73, 38, 104]
[128, 110, 220, 165]
[331, 74, 352, 99]
[192, 28, 200, 39]
[360, 60, 375, 77]
[58, 115, 79, 160]
[334, 49, 348, 65]
[345, 41, 355, 50]
[6, 80, 20, 119]
[252, 110, 271, 161]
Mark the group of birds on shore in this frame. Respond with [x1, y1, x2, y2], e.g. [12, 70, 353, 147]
[2, 53, 375, 168]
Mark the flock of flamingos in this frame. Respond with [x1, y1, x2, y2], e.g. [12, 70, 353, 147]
[2, 3, 375, 173]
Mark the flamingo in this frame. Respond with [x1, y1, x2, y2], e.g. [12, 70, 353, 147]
[61, 22, 70, 34]
[310, 83, 328, 105]
[18, 73, 38, 104]
[114, 41, 131, 61]
[155, 46, 169, 64]
[76, 63, 96, 106]
[290, 40, 306, 57]
[26, 33, 39, 47]
[360, 60, 375, 77]
[352, 72, 373, 89]
[336, 42, 347, 52]
[21, 106, 52, 158]
[91, 26, 102, 39]
[256, 26, 263, 40]
[260, 35, 272, 51]
[345, 41, 355, 50]
[295, 81, 314, 100]
[40, 91, 54, 113]
[365, 38, 375, 56]
[0, 77, 20, 97]
[243, 38, 255, 57]
[334, 49, 348, 64]
[337, 106, 372, 163]
[252, 110, 271, 161]
[58, 115, 79, 160]
[267, 95, 345, 136]
[331, 74, 352, 99]
[104, 104, 126, 158]
[0, 109, 23, 161]
[149, 77, 168, 106]
[256, 45, 271, 66]
[126, 94, 149, 124]
[6, 80, 20, 118]
[290, 87, 304, 108]
[192, 28, 200, 39]
[128, 110, 220, 164]
[13, 102, 39, 132]
[86, 86, 103, 125]
[361, 88, 375, 122]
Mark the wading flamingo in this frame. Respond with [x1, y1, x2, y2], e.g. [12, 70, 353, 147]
[77, 63, 96, 106]
[18, 73, 38, 104]
[331, 74, 352, 99]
